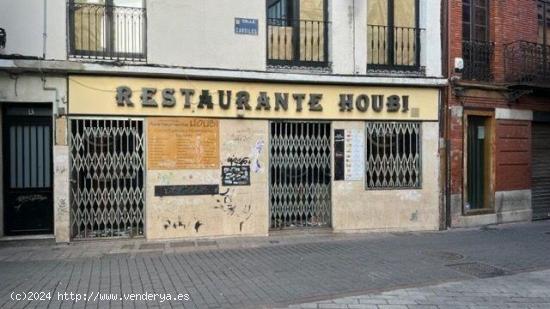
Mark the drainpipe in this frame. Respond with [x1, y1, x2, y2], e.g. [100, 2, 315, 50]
[43, 0, 47, 59]
[42, 75, 63, 117]
[445, 0, 452, 228]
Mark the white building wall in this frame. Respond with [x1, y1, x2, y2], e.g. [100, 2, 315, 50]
[147, 0, 266, 70]
[330, 0, 354, 74]
[420, 0, 443, 77]
[0, 0, 66, 60]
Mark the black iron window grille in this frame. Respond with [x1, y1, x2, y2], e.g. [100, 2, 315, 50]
[504, 40, 550, 85]
[461, 0, 492, 81]
[266, 0, 329, 68]
[462, 40, 494, 81]
[366, 0, 422, 72]
[68, 0, 146, 62]
[367, 24, 423, 71]
[365, 122, 422, 190]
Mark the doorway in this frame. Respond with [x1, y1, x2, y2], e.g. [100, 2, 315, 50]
[3, 105, 53, 236]
[269, 121, 332, 229]
[465, 114, 494, 213]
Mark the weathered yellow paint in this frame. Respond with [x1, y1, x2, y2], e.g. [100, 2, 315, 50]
[68, 76, 439, 121]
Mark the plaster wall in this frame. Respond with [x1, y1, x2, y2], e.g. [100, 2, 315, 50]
[147, 0, 266, 71]
[145, 119, 269, 240]
[0, 0, 66, 60]
[332, 121, 441, 232]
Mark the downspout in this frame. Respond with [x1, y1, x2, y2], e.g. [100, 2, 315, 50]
[43, 0, 47, 59]
[42, 75, 62, 117]
[445, 0, 452, 228]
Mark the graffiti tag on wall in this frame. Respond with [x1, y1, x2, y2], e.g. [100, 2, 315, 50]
[221, 156, 251, 186]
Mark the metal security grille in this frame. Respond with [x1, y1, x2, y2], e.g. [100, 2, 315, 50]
[270, 121, 331, 229]
[533, 123, 550, 220]
[365, 122, 421, 189]
[69, 118, 145, 239]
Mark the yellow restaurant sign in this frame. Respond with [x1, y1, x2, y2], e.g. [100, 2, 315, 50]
[68, 76, 439, 121]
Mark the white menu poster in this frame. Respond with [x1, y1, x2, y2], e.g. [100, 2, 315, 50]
[344, 129, 365, 181]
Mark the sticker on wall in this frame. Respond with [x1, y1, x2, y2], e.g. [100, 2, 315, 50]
[148, 118, 220, 170]
[221, 156, 251, 186]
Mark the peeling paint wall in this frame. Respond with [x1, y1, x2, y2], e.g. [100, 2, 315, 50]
[146, 119, 269, 239]
[332, 121, 440, 232]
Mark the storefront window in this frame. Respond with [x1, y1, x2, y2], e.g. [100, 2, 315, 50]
[365, 122, 421, 189]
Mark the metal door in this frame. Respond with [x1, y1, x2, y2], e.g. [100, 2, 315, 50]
[3, 105, 53, 235]
[270, 121, 331, 229]
[69, 118, 145, 239]
[533, 123, 550, 220]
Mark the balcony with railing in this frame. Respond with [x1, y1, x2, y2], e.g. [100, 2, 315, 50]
[68, 2, 146, 62]
[462, 40, 495, 82]
[504, 41, 550, 86]
[367, 25, 424, 73]
[267, 18, 329, 68]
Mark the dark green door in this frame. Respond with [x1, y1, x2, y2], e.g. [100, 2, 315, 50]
[467, 116, 488, 210]
[3, 105, 53, 235]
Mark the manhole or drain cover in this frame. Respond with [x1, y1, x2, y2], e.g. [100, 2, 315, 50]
[120, 244, 134, 250]
[545, 232, 550, 235]
[446, 262, 508, 278]
[423, 251, 464, 261]
[139, 243, 165, 250]
[171, 241, 195, 248]
[269, 240, 280, 244]
[197, 240, 217, 247]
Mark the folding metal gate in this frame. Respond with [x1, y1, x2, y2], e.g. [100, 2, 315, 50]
[270, 121, 331, 229]
[533, 123, 550, 220]
[69, 118, 145, 239]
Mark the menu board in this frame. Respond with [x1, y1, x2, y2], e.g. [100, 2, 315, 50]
[344, 129, 365, 181]
[148, 118, 219, 170]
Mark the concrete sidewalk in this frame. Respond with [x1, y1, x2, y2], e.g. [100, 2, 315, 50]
[0, 222, 549, 308]
[286, 269, 550, 309]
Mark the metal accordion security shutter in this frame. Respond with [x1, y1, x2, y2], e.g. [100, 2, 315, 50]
[69, 118, 146, 238]
[532, 123, 550, 220]
[269, 121, 332, 229]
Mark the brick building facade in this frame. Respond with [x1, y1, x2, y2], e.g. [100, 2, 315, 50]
[444, 0, 550, 227]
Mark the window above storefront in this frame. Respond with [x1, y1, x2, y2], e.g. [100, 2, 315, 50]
[68, 0, 147, 62]
[367, 0, 424, 74]
[266, 0, 330, 69]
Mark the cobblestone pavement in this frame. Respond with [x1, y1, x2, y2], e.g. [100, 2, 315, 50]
[0, 222, 549, 309]
[287, 269, 550, 309]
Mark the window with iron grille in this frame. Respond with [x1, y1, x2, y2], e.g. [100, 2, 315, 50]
[365, 122, 421, 190]
[461, 0, 493, 81]
[68, 0, 146, 61]
[367, 0, 422, 71]
[266, 0, 329, 67]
